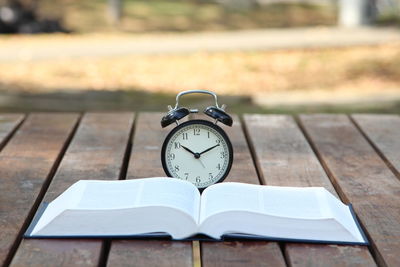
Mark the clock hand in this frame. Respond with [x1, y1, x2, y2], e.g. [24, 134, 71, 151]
[198, 158, 206, 168]
[199, 144, 220, 155]
[181, 145, 201, 159]
[181, 145, 196, 155]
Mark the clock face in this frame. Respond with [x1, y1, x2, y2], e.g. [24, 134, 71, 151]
[161, 120, 233, 189]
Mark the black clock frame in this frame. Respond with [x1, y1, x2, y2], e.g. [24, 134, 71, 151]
[161, 119, 233, 190]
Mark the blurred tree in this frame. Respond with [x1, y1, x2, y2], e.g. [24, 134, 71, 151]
[0, 0, 68, 33]
[216, 0, 257, 10]
[339, 0, 377, 26]
[108, 0, 122, 25]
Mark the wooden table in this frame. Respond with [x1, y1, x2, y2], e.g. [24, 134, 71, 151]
[0, 113, 399, 267]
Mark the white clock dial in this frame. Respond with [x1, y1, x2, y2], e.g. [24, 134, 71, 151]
[162, 120, 233, 189]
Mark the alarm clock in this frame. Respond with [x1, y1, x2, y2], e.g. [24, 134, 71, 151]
[161, 90, 233, 190]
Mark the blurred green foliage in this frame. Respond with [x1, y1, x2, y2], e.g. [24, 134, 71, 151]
[37, 0, 336, 32]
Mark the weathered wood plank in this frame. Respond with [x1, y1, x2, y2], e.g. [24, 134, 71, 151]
[0, 113, 79, 266]
[107, 113, 193, 267]
[299, 114, 400, 267]
[201, 116, 286, 267]
[202, 241, 284, 267]
[125, 112, 167, 179]
[10, 112, 134, 267]
[0, 114, 24, 150]
[285, 244, 374, 267]
[351, 114, 400, 178]
[243, 115, 337, 193]
[11, 239, 102, 267]
[243, 114, 376, 267]
[109, 240, 193, 267]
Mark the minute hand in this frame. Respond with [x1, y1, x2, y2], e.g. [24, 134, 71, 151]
[199, 144, 220, 155]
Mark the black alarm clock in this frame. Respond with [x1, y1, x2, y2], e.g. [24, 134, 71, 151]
[161, 90, 233, 190]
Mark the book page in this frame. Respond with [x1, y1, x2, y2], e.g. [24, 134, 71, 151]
[199, 183, 263, 223]
[76, 180, 140, 209]
[260, 186, 330, 219]
[75, 178, 200, 220]
[199, 183, 365, 243]
[30, 180, 87, 235]
[30, 178, 201, 236]
[319, 188, 365, 242]
[200, 183, 332, 222]
[134, 178, 201, 221]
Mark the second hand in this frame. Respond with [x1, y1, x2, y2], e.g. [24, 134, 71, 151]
[198, 158, 206, 168]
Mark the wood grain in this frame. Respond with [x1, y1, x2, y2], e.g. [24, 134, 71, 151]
[299, 114, 400, 267]
[243, 115, 338, 193]
[0, 114, 24, 150]
[10, 112, 134, 267]
[351, 114, 400, 179]
[243, 114, 375, 267]
[201, 116, 286, 267]
[285, 244, 374, 267]
[0, 113, 79, 266]
[202, 241, 285, 267]
[107, 113, 193, 267]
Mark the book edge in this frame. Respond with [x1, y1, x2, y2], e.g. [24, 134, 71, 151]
[24, 198, 368, 246]
[24, 232, 368, 245]
[348, 204, 369, 245]
[24, 202, 49, 237]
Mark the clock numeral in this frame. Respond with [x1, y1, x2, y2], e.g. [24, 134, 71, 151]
[182, 133, 188, 140]
[193, 128, 200, 136]
[195, 176, 201, 183]
[207, 131, 210, 138]
[217, 163, 221, 170]
[174, 142, 181, 149]
[220, 151, 225, 159]
[208, 173, 213, 180]
[184, 173, 189, 180]
[168, 153, 175, 160]
[174, 165, 180, 172]
[216, 139, 221, 144]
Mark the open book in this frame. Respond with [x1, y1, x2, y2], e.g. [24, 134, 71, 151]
[25, 178, 368, 245]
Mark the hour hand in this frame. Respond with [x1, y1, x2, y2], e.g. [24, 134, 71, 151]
[199, 144, 220, 155]
[181, 145, 196, 156]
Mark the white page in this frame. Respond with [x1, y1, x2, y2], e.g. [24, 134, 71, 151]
[199, 183, 365, 243]
[75, 178, 200, 219]
[30, 180, 87, 235]
[135, 178, 201, 221]
[260, 186, 331, 219]
[31, 178, 200, 236]
[77, 180, 140, 209]
[201, 183, 334, 222]
[319, 188, 365, 242]
[200, 183, 262, 223]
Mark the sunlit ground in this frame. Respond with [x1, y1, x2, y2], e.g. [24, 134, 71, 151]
[0, 41, 399, 113]
[0, 1, 399, 113]
[2, 43, 399, 94]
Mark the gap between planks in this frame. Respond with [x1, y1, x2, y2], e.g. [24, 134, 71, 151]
[97, 113, 138, 266]
[9, 113, 135, 267]
[242, 114, 376, 267]
[3, 113, 82, 267]
[0, 114, 26, 152]
[298, 114, 400, 267]
[349, 114, 400, 181]
[294, 115, 378, 266]
[106, 113, 196, 267]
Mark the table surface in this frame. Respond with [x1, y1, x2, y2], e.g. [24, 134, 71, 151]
[0, 113, 399, 267]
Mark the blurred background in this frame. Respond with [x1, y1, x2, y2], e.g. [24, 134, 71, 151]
[0, 0, 399, 114]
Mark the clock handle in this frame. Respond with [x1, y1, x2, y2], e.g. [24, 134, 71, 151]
[174, 90, 220, 109]
[161, 90, 232, 128]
